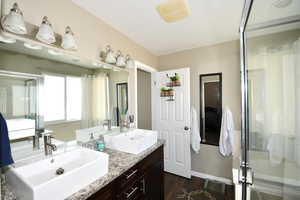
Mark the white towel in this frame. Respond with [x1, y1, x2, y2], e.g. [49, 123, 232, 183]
[219, 107, 235, 156]
[191, 107, 201, 153]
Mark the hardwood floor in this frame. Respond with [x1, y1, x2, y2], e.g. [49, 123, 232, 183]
[164, 173, 234, 200]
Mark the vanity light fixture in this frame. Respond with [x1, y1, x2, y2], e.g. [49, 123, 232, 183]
[36, 16, 56, 44]
[47, 49, 62, 56]
[0, 34, 16, 43]
[24, 42, 42, 50]
[61, 26, 77, 50]
[1, 3, 27, 34]
[116, 50, 126, 67]
[126, 55, 135, 69]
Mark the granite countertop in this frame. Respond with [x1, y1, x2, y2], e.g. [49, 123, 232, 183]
[1, 140, 164, 200]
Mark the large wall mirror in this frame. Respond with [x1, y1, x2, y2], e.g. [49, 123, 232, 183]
[0, 38, 129, 162]
[199, 73, 222, 146]
[0, 72, 40, 140]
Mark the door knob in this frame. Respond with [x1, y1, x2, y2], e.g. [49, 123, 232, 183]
[184, 126, 190, 131]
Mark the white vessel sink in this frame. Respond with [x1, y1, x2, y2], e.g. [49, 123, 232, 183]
[104, 129, 158, 154]
[6, 148, 109, 200]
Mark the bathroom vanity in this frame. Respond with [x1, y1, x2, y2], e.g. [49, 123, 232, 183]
[87, 144, 164, 200]
[3, 139, 164, 200]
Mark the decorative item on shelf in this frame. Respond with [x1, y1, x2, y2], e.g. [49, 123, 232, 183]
[1, 3, 27, 34]
[61, 26, 77, 50]
[126, 54, 135, 69]
[160, 87, 168, 97]
[116, 50, 126, 67]
[36, 16, 56, 44]
[167, 73, 181, 87]
[166, 88, 175, 101]
[160, 87, 175, 101]
[168, 88, 174, 96]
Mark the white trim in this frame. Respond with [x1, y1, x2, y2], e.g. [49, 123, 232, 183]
[134, 60, 157, 72]
[191, 170, 233, 185]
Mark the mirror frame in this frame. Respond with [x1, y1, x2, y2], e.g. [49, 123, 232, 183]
[116, 82, 128, 126]
[199, 72, 222, 146]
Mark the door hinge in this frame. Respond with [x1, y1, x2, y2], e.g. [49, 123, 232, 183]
[238, 166, 253, 185]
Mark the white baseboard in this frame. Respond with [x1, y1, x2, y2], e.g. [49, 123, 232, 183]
[191, 170, 233, 185]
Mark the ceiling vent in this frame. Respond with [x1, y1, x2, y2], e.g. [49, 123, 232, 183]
[156, 0, 191, 23]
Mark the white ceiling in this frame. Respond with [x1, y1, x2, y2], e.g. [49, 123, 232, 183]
[72, 0, 244, 55]
[72, 0, 300, 56]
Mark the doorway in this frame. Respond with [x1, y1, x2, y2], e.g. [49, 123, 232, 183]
[137, 69, 152, 130]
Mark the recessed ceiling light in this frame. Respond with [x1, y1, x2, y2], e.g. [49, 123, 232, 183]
[0, 34, 16, 44]
[48, 49, 62, 56]
[24, 42, 42, 50]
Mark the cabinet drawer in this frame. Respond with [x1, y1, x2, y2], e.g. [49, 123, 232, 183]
[118, 164, 139, 191]
[117, 180, 144, 200]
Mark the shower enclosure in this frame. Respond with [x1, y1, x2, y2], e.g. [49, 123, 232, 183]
[0, 70, 44, 143]
[239, 0, 300, 199]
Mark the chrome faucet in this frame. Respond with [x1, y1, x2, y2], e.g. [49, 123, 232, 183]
[103, 119, 112, 131]
[43, 134, 57, 156]
[120, 119, 130, 132]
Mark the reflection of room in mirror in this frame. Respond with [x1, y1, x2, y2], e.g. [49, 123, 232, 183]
[199, 73, 222, 146]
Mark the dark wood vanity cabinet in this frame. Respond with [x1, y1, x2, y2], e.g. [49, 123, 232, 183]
[88, 146, 164, 200]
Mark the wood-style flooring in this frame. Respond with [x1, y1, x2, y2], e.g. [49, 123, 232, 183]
[164, 172, 234, 200]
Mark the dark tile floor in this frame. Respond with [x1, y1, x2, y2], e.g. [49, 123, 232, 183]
[164, 173, 235, 200]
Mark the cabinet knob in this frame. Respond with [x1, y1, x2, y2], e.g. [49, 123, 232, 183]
[184, 126, 190, 131]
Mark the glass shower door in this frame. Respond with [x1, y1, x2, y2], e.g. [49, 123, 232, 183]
[239, 0, 300, 199]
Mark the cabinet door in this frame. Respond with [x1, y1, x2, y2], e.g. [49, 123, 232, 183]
[143, 162, 164, 200]
[88, 182, 115, 200]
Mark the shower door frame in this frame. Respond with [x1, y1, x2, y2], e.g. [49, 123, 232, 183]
[0, 70, 44, 147]
[239, 1, 254, 200]
[239, 0, 300, 200]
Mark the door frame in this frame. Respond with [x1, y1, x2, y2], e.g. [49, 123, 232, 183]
[128, 60, 157, 129]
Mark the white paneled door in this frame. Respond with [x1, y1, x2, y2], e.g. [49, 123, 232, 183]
[152, 68, 191, 178]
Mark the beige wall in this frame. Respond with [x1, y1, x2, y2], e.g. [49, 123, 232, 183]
[158, 40, 242, 179]
[1, 0, 158, 69]
[47, 121, 81, 141]
[0, 49, 92, 76]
